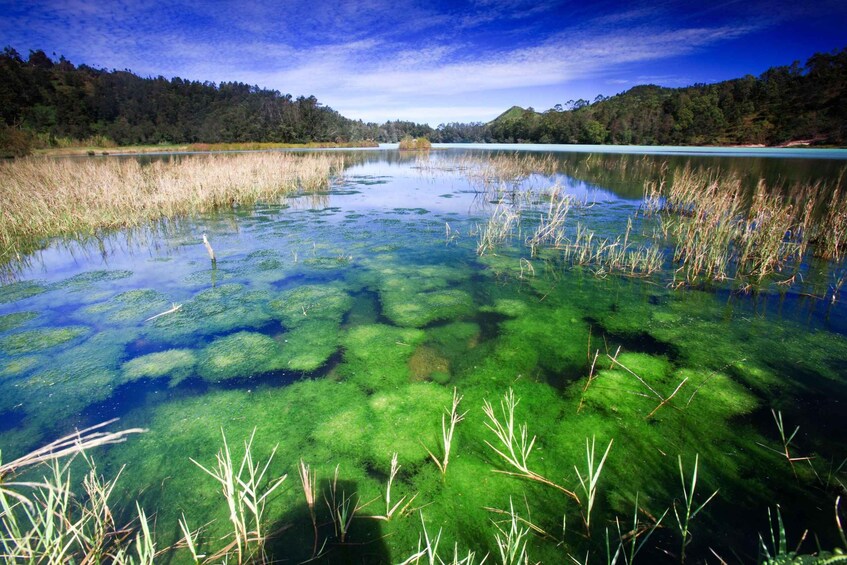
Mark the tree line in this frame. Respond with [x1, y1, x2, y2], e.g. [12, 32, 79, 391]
[1, 46, 845, 156]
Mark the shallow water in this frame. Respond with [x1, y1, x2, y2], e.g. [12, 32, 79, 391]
[1, 147, 846, 563]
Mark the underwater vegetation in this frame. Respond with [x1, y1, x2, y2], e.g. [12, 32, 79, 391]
[197, 331, 286, 382]
[0, 149, 846, 564]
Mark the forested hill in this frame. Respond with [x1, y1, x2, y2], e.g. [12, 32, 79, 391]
[0, 47, 395, 153]
[1, 46, 846, 155]
[483, 48, 847, 146]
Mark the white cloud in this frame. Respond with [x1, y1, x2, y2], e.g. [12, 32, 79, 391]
[0, 0, 777, 124]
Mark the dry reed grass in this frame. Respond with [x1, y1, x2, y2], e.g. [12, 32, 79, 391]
[0, 152, 344, 263]
[644, 165, 847, 286]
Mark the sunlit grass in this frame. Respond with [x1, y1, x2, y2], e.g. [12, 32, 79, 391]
[0, 151, 344, 263]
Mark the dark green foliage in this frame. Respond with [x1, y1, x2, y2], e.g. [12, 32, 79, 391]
[483, 48, 847, 146]
[0, 48, 375, 146]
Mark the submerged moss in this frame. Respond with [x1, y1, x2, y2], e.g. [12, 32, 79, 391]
[81, 289, 172, 325]
[0, 355, 43, 380]
[51, 269, 133, 291]
[122, 349, 197, 385]
[197, 331, 285, 382]
[269, 284, 352, 329]
[0, 326, 90, 355]
[0, 311, 39, 333]
[338, 324, 426, 392]
[0, 281, 47, 304]
[145, 284, 273, 345]
[277, 319, 339, 372]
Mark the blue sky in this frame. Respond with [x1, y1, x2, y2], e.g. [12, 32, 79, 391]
[2, 0, 846, 125]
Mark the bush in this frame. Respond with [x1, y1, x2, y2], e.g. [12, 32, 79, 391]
[398, 136, 432, 151]
[0, 125, 35, 157]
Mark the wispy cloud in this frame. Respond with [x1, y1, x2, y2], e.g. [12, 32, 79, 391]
[1, 0, 833, 124]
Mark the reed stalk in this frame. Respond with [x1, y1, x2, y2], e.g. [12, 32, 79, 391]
[189, 428, 287, 564]
[673, 454, 718, 564]
[483, 389, 580, 504]
[423, 388, 467, 477]
[324, 465, 361, 544]
[493, 498, 531, 565]
[0, 152, 344, 264]
[298, 459, 320, 558]
[575, 437, 614, 535]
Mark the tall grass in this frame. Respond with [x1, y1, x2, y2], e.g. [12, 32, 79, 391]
[645, 165, 847, 286]
[188, 428, 287, 564]
[0, 152, 344, 263]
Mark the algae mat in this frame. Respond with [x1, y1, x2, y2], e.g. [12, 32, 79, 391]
[0, 148, 845, 563]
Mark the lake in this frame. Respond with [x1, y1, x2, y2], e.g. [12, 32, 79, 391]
[1, 146, 845, 563]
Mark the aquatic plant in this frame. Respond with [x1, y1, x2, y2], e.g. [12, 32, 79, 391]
[399, 137, 432, 151]
[0, 311, 38, 333]
[383, 288, 475, 328]
[0, 152, 344, 263]
[399, 512, 484, 565]
[673, 454, 719, 564]
[0, 325, 89, 355]
[493, 498, 531, 565]
[338, 324, 426, 391]
[483, 388, 580, 503]
[0, 281, 47, 304]
[423, 388, 467, 477]
[277, 319, 340, 371]
[269, 283, 353, 328]
[50, 269, 133, 292]
[0, 421, 147, 563]
[188, 428, 287, 564]
[81, 288, 171, 325]
[197, 331, 285, 382]
[146, 283, 273, 345]
[574, 436, 613, 535]
[121, 348, 197, 385]
[324, 464, 360, 544]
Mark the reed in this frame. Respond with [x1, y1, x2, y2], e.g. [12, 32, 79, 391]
[673, 454, 718, 564]
[646, 164, 847, 286]
[493, 498, 531, 565]
[613, 493, 667, 565]
[298, 459, 321, 558]
[0, 444, 151, 563]
[477, 200, 521, 255]
[423, 388, 467, 477]
[483, 388, 580, 504]
[755, 410, 812, 478]
[399, 513, 484, 565]
[0, 152, 344, 263]
[189, 428, 287, 564]
[574, 437, 614, 536]
[324, 464, 361, 544]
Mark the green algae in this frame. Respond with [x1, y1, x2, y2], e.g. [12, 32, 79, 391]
[269, 284, 352, 329]
[383, 288, 475, 328]
[337, 324, 426, 392]
[121, 349, 197, 385]
[0, 355, 43, 380]
[80, 289, 171, 325]
[0, 281, 47, 304]
[0, 325, 90, 355]
[408, 344, 451, 382]
[277, 319, 339, 372]
[0, 329, 135, 424]
[145, 283, 273, 345]
[367, 383, 452, 468]
[50, 269, 133, 291]
[0, 311, 39, 333]
[197, 331, 285, 382]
